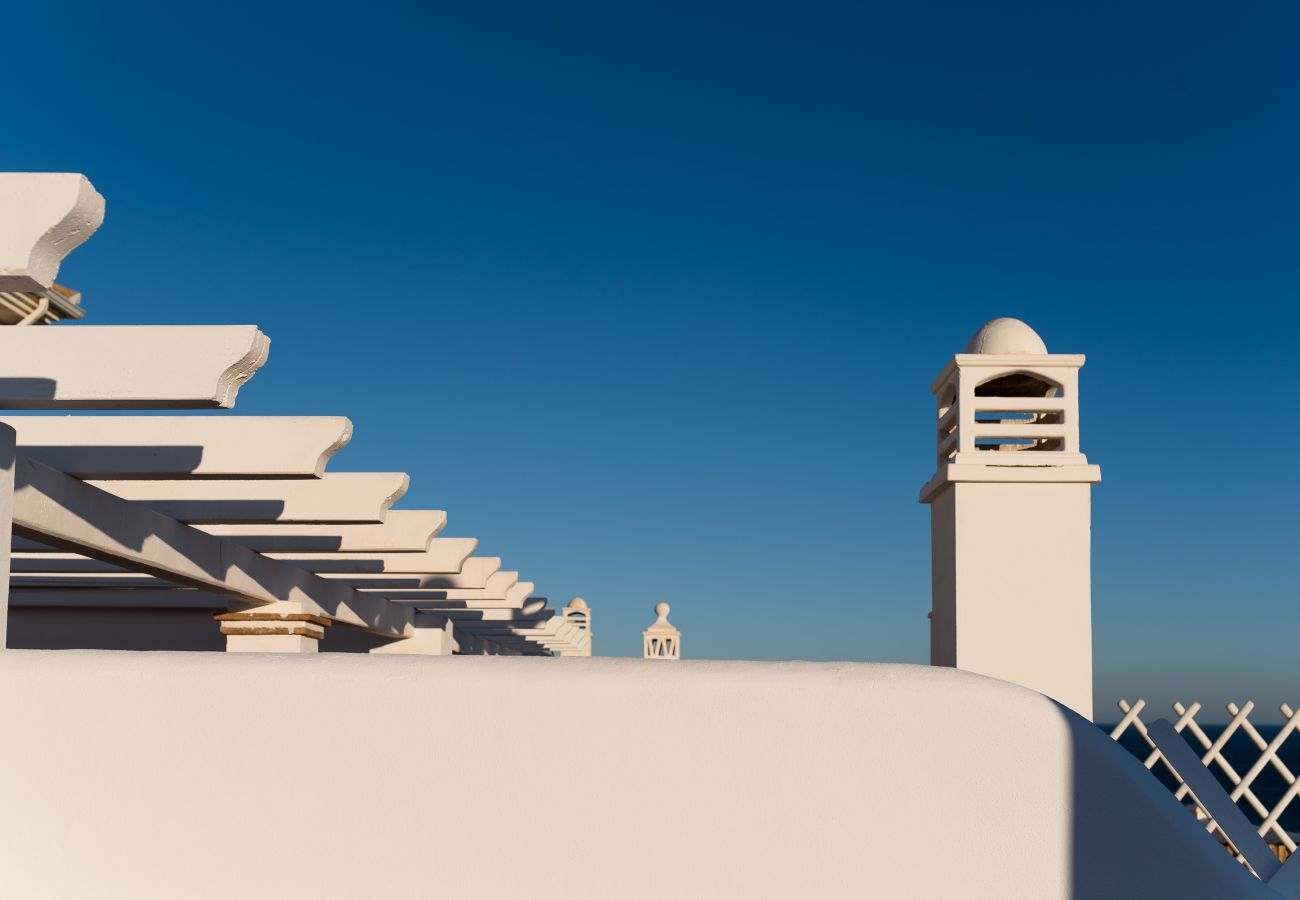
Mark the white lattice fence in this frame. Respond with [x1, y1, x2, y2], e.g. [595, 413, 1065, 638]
[1111, 700, 1300, 865]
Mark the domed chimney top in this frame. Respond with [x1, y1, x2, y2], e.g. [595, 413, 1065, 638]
[922, 316, 1097, 498]
[964, 318, 1048, 355]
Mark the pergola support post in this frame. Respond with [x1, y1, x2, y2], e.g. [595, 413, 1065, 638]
[371, 614, 458, 656]
[216, 604, 330, 653]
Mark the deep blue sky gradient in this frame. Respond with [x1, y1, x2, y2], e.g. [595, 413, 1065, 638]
[4, 1, 1297, 718]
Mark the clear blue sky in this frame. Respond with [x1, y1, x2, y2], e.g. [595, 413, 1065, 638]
[4, 1, 1297, 719]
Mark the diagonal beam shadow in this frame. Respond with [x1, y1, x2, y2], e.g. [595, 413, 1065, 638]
[10, 455, 409, 636]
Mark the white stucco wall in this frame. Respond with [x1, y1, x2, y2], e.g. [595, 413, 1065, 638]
[930, 480, 1095, 719]
[0, 653, 1269, 899]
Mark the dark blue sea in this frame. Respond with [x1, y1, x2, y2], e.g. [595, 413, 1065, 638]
[1103, 723, 1300, 835]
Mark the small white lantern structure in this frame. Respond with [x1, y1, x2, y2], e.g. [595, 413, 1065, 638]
[563, 597, 591, 632]
[920, 318, 1101, 719]
[561, 597, 593, 656]
[642, 602, 680, 660]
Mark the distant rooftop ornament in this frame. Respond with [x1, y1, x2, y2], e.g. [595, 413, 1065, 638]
[563, 597, 590, 630]
[963, 317, 1048, 355]
[560, 597, 593, 656]
[642, 602, 680, 660]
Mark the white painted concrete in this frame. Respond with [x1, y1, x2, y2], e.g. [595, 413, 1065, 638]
[0, 326, 269, 409]
[927, 481, 1095, 717]
[390, 574, 533, 611]
[514, 615, 586, 653]
[0, 173, 104, 292]
[2, 416, 352, 477]
[0, 653, 1267, 899]
[225, 631, 319, 653]
[9, 572, 181, 587]
[89, 472, 410, 523]
[264, 541, 479, 574]
[341, 555, 500, 588]
[0, 171, 570, 657]
[370, 616, 458, 655]
[924, 319, 1100, 719]
[199, 511, 448, 551]
[381, 569, 519, 605]
[11, 455, 411, 636]
[10, 552, 164, 572]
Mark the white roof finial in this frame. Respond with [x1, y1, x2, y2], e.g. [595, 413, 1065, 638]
[643, 602, 680, 660]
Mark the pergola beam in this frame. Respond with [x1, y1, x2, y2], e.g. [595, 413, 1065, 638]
[376, 570, 519, 604]
[0, 326, 269, 409]
[0, 173, 104, 292]
[87, 472, 409, 523]
[10, 454, 411, 636]
[386, 581, 535, 610]
[346, 563, 500, 591]
[197, 511, 447, 551]
[10, 546, 492, 585]
[263, 542, 480, 574]
[8, 588, 228, 609]
[1, 416, 353, 478]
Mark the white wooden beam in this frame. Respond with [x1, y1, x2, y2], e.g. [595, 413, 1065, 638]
[9, 586, 568, 654]
[263, 541, 479, 574]
[0, 173, 104, 292]
[10, 546, 480, 577]
[87, 472, 409, 523]
[8, 588, 227, 609]
[196, 511, 446, 551]
[10, 454, 410, 636]
[387, 579, 535, 610]
[512, 619, 580, 648]
[2, 416, 352, 478]
[453, 610, 562, 655]
[345, 558, 500, 590]
[406, 611, 556, 655]
[10, 573, 167, 587]
[17, 514, 454, 555]
[373, 570, 518, 604]
[12, 553, 135, 572]
[9, 549, 497, 593]
[0, 326, 269, 409]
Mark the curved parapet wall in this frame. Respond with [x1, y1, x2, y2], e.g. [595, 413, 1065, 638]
[0, 653, 1271, 899]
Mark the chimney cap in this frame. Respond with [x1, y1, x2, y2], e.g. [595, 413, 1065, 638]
[964, 318, 1048, 355]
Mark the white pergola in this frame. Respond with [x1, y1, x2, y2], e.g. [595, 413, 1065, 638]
[0, 173, 591, 658]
